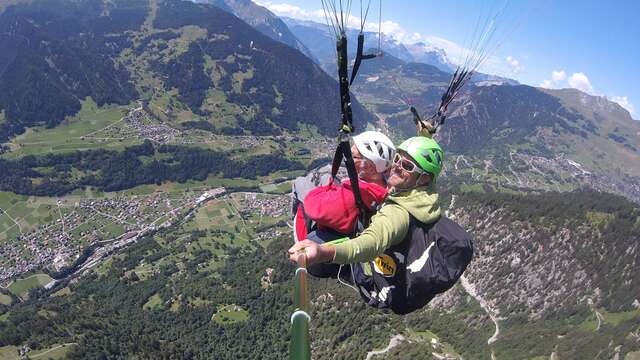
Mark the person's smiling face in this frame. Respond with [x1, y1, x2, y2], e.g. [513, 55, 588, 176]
[387, 151, 431, 190]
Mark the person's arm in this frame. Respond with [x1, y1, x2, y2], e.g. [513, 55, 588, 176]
[288, 239, 336, 265]
[330, 204, 410, 264]
[287, 204, 410, 266]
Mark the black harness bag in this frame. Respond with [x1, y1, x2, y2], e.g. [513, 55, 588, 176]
[352, 215, 473, 315]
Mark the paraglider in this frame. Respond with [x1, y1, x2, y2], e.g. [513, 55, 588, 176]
[288, 0, 527, 357]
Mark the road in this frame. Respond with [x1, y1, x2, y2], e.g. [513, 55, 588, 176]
[460, 275, 500, 345]
[365, 335, 405, 360]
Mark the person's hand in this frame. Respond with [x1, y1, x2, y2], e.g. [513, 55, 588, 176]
[288, 240, 335, 266]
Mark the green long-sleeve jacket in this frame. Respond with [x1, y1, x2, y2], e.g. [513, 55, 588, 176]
[331, 185, 441, 264]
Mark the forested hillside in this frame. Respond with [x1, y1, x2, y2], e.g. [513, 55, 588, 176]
[0, 0, 373, 141]
[0, 0, 142, 140]
[1, 189, 638, 359]
[196, 0, 316, 61]
[0, 140, 303, 195]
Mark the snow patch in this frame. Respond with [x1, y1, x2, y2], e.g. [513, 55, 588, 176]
[475, 80, 508, 87]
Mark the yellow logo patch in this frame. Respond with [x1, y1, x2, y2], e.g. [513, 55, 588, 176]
[374, 255, 397, 277]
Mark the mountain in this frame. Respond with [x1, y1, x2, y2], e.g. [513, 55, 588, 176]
[0, 0, 27, 12]
[193, 0, 316, 61]
[0, 0, 373, 141]
[349, 52, 640, 203]
[280, 17, 334, 70]
[282, 17, 454, 74]
[404, 41, 455, 72]
[282, 16, 520, 88]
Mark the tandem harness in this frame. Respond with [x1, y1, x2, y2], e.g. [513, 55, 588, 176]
[351, 215, 474, 315]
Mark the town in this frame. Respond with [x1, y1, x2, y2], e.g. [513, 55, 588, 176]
[1, 189, 208, 285]
[0, 186, 293, 286]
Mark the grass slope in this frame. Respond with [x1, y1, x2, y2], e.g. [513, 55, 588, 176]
[8, 273, 53, 299]
[0, 293, 12, 305]
[2, 98, 134, 159]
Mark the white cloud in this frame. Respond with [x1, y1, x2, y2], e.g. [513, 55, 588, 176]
[539, 69, 566, 89]
[260, 1, 512, 72]
[259, 2, 421, 43]
[539, 70, 636, 116]
[376, 20, 414, 42]
[257, 2, 325, 21]
[539, 70, 594, 94]
[506, 56, 519, 67]
[611, 96, 636, 116]
[262, 2, 637, 119]
[551, 70, 566, 83]
[424, 35, 467, 64]
[506, 56, 522, 74]
[411, 32, 423, 42]
[567, 72, 594, 94]
[539, 79, 554, 89]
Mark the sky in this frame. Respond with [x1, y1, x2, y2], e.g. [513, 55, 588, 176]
[257, 0, 640, 118]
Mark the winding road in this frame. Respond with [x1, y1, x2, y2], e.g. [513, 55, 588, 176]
[365, 335, 405, 360]
[460, 275, 500, 345]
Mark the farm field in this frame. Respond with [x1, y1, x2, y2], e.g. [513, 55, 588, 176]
[143, 293, 163, 310]
[27, 343, 78, 359]
[2, 98, 133, 159]
[0, 293, 12, 305]
[7, 273, 53, 300]
[0, 345, 19, 360]
[212, 304, 249, 325]
[92, 191, 292, 298]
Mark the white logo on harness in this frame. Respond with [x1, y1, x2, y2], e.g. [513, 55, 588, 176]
[372, 285, 395, 302]
[407, 242, 435, 273]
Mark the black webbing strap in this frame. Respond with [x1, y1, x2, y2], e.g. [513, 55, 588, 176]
[350, 33, 377, 86]
[337, 35, 353, 132]
[331, 33, 370, 227]
[331, 140, 368, 219]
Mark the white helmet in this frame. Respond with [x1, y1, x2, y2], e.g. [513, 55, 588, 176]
[353, 131, 396, 173]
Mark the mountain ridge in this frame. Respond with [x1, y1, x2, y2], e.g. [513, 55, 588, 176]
[283, 16, 455, 74]
[0, 0, 374, 142]
[194, 0, 317, 61]
[345, 50, 640, 203]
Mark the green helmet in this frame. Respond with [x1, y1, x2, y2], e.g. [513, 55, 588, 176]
[397, 137, 444, 177]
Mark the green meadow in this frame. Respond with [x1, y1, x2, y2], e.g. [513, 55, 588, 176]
[212, 304, 249, 325]
[8, 273, 53, 300]
[3, 98, 135, 159]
